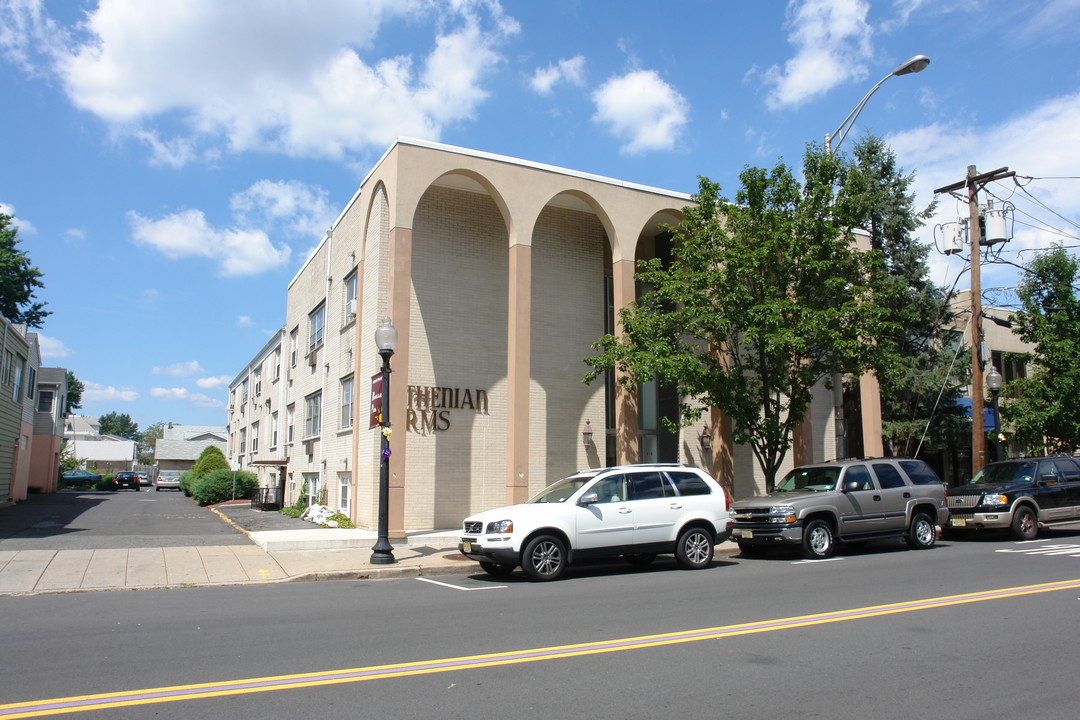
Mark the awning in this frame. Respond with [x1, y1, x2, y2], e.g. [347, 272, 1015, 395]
[248, 458, 289, 466]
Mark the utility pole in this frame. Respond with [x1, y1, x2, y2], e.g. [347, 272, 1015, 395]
[934, 165, 1014, 478]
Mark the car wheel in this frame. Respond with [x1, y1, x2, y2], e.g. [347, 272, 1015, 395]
[802, 519, 835, 559]
[675, 527, 714, 569]
[1010, 505, 1038, 541]
[906, 513, 936, 549]
[478, 561, 515, 577]
[624, 553, 656, 568]
[521, 535, 567, 581]
[738, 542, 767, 558]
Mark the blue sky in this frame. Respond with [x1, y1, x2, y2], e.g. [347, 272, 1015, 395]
[2, 0, 1079, 431]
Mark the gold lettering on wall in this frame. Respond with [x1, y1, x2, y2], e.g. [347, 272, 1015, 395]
[405, 385, 489, 434]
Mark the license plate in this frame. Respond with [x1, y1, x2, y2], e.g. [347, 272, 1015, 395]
[462, 542, 472, 553]
[742, 530, 753, 539]
[949, 518, 966, 528]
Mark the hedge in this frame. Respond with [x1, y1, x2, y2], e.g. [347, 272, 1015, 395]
[190, 468, 258, 506]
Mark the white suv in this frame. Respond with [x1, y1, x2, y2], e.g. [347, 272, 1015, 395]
[458, 464, 732, 581]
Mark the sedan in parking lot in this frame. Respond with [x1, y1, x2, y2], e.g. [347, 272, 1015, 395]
[155, 470, 182, 491]
[110, 471, 141, 491]
[62, 469, 101, 485]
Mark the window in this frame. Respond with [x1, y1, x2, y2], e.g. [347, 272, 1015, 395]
[254, 368, 262, 397]
[898, 461, 942, 486]
[305, 393, 322, 438]
[872, 463, 906, 489]
[274, 349, 282, 380]
[271, 412, 279, 448]
[287, 404, 295, 443]
[12, 361, 23, 402]
[589, 474, 626, 503]
[239, 428, 247, 455]
[309, 304, 325, 350]
[842, 465, 875, 491]
[628, 471, 674, 500]
[338, 472, 351, 514]
[340, 376, 354, 428]
[251, 421, 260, 453]
[26, 367, 36, 400]
[2, 351, 11, 386]
[344, 271, 358, 323]
[36, 389, 54, 414]
[241, 378, 249, 404]
[290, 328, 299, 367]
[667, 471, 711, 496]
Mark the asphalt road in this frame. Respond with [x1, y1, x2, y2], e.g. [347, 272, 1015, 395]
[0, 488, 249, 550]
[4, 525, 1080, 719]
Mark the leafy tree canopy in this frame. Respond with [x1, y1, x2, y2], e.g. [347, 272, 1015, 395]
[1002, 245, 1080, 454]
[585, 146, 899, 490]
[98, 411, 140, 441]
[0, 213, 50, 328]
[65, 371, 84, 416]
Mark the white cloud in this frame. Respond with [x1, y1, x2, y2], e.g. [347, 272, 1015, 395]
[196, 376, 232, 390]
[230, 180, 335, 241]
[83, 382, 139, 403]
[591, 70, 689, 154]
[764, 0, 874, 110]
[37, 334, 71, 359]
[152, 360, 204, 377]
[888, 90, 1080, 300]
[128, 207, 291, 277]
[0, 202, 35, 234]
[237, 315, 254, 328]
[1, 0, 518, 164]
[151, 386, 225, 409]
[530, 55, 585, 95]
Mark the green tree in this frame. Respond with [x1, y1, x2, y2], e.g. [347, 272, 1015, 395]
[0, 213, 50, 328]
[191, 445, 230, 481]
[836, 135, 969, 456]
[98, 411, 140, 441]
[65, 371, 84, 416]
[139, 421, 167, 464]
[585, 148, 897, 491]
[1002, 245, 1080, 453]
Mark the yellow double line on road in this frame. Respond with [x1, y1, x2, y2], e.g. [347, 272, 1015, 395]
[4, 578, 1080, 718]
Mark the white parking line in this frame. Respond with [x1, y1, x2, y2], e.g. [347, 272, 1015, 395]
[791, 557, 844, 565]
[416, 577, 507, 591]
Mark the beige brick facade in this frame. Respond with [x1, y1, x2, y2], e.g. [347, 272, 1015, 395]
[227, 138, 865, 534]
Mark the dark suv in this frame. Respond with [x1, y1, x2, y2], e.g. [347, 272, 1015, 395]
[946, 456, 1080, 540]
[731, 457, 949, 559]
[111, 471, 141, 491]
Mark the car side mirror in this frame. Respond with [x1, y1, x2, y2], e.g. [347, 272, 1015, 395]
[1040, 473, 1058, 485]
[842, 481, 861, 493]
[579, 492, 599, 506]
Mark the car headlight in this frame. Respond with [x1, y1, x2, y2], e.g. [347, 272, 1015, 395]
[980, 494, 1009, 508]
[486, 519, 514, 534]
[770, 507, 797, 524]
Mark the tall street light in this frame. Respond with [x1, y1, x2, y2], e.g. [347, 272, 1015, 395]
[371, 316, 398, 565]
[824, 53, 929, 460]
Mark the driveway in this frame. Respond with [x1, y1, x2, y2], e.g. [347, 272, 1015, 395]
[0, 489, 251, 551]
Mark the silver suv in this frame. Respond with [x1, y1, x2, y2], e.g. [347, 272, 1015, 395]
[730, 458, 949, 559]
[459, 464, 732, 581]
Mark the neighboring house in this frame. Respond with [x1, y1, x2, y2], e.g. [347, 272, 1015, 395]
[228, 138, 874, 534]
[1, 317, 31, 503]
[29, 361, 67, 494]
[64, 414, 101, 442]
[155, 424, 227, 473]
[67, 439, 137, 475]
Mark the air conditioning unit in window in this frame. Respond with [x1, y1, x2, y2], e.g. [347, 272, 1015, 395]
[345, 298, 356, 320]
[308, 349, 318, 367]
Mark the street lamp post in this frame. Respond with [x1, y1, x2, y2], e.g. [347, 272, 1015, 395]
[985, 365, 1003, 463]
[371, 316, 398, 565]
[824, 53, 929, 460]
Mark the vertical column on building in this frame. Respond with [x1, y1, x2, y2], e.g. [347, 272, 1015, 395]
[387, 226, 412, 540]
[859, 371, 884, 457]
[611, 258, 639, 464]
[792, 414, 813, 466]
[506, 240, 532, 504]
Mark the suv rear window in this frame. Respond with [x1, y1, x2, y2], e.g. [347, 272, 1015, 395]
[872, 463, 907, 489]
[898, 460, 943, 486]
[666, 471, 711, 496]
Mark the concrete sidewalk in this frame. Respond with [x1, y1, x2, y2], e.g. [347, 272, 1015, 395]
[0, 501, 739, 595]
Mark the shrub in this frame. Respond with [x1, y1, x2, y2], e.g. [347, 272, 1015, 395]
[178, 470, 195, 496]
[323, 513, 356, 529]
[93, 476, 113, 491]
[191, 446, 229, 481]
[280, 506, 304, 518]
[190, 468, 258, 506]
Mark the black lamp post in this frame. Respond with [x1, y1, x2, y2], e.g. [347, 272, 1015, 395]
[985, 365, 1003, 463]
[371, 316, 398, 565]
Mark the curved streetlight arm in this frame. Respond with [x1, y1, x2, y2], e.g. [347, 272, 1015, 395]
[825, 54, 929, 154]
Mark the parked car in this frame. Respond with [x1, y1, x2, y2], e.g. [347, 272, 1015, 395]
[730, 457, 949, 559]
[155, 470, 182, 491]
[110, 471, 142, 491]
[137, 472, 151, 486]
[945, 456, 1080, 540]
[458, 463, 732, 581]
[62, 469, 101, 485]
